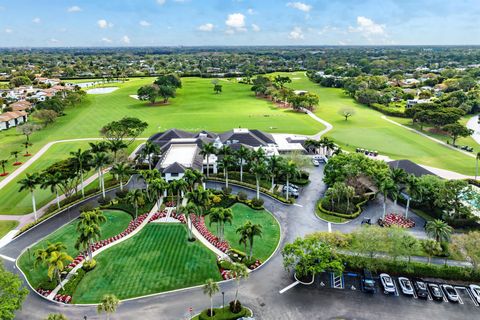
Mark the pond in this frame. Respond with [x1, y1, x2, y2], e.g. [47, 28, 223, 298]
[86, 87, 119, 94]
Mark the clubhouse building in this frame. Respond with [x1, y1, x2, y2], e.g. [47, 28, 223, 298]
[144, 128, 308, 181]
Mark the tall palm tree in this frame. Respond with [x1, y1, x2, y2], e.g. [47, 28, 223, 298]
[246, 221, 262, 258]
[110, 162, 131, 192]
[141, 141, 160, 170]
[75, 209, 107, 260]
[426, 219, 453, 243]
[34, 243, 72, 290]
[40, 172, 63, 209]
[0, 159, 8, 176]
[236, 145, 250, 182]
[209, 207, 222, 236]
[18, 173, 40, 221]
[126, 189, 145, 219]
[89, 141, 109, 154]
[281, 160, 300, 201]
[107, 140, 127, 163]
[186, 187, 210, 223]
[140, 169, 161, 199]
[149, 178, 168, 209]
[92, 152, 110, 199]
[268, 155, 283, 191]
[390, 167, 408, 206]
[177, 203, 198, 240]
[200, 143, 216, 177]
[203, 279, 219, 317]
[218, 155, 235, 189]
[172, 178, 189, 206]
[70, 148, 92, 198]
[404, 175, 423, 218]
[45, 313, 68, 320]
[209, 207, 233, 240]
[250, 162, 267, 199]
[183, 169, 204, 191]
[378, 177, 396, 219]
[97, 294, 120, 320]
[230, 263, 249, 311]
[10, 150, 21, 164]
[422, 239, 442, 264]
[23, 141, 32, 156]
[476, 152, 480, 180]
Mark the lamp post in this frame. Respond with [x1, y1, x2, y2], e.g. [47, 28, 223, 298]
[222, 291, 225, 310]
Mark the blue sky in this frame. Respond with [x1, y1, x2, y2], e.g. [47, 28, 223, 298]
[0, 0, 479, 47]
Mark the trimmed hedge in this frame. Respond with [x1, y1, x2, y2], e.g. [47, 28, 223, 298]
[317, 195, 371, 219]
[197, 305, 251, 320]
[370, 103, 407, 118]
[59, 269, 86, 296]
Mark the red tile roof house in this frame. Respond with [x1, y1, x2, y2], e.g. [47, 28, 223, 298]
[9, 100, 33, 112]
[0, 111, 28, 131]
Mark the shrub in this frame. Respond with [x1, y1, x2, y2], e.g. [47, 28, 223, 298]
[222, 186, 232, 195]
[237, 191, 248, 201]
[38, 279, 58, 290]
[229, 300, 242, 313]
[116, 189, 128, 198]
[250, 197, 264, 208]
[82, 259, 97, 271]
[97, 195, 112, 206]
[228, 248, 247, 263]
[79, 203, 95, 213]
[218, 259, 235, 270]
[59, 269, 86, 296]
[212, 195, 222, 204]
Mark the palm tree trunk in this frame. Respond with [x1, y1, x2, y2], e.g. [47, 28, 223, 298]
[240, 163, 243, 182]
[120, 179, 124, 192]
[88, 246, 93, 261]
[210, 297, 213, 317]
[206, 157, 210, 177]
[148, 154, 152, 170]
[271, 175, 274, 191]
[256, 177, 260, 199]
[56, 189, 60, 209]
[80, 170, 85, 198]
[234, 283, 239, 309]
[286, 176, 290, 201]
[31, 191, 37, 221]
[226, 171, 229, 189]
[405, 197, 410, 218]
[249, 238, 253, 259]
[101, 171, 106, 199]
[382, 196, 387, 219]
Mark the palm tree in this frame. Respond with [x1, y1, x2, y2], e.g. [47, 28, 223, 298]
[267, 155, 283, 191]
[390, 167, 407, 206]
[0, 159, 8, 176]
[34, 243, 72, 290]
[476, 152, 480, 180]
[250, 162, 267, 199]
[186, 187, 210, 223]
[426, 219, 453, 243]
[40, 172, 63, 209]
[92, 152, 110, 199]
[218, 155, 236, 189]
[97, 294, 120, 320]
[304, 139, 319, 154]
[149, 178, 168, 209]
[209, 207, 233, 240]
[281, 160, 300, 201]
[236, 145, 250, 182]
[18, 173, 40, 221]
[75, 209, 106, 260]
[200, 143, 216, 177]
[89, 141, 109, 154]
[209, 207, 222, 236]
[10, 150, 21, 165]
[23, 141, 33, 156]
[126, 189, 145, 219]
[183, 169, 204, 191]
[107, 140, 127, 163]
[203, 279, 219, 317]
[70, 148, 92, 198]
[110, 162, 131, 191]
[378, 177, 396, 219]
[177, 203, 198, 240]
[140, 169, 161, 199]
[172, 178, 189, 206]
[404, 175, 423, 218]
[246, 221, 262, 259]
[230, 263, 249, 311]
[141, 141, 160, 170]
[45, 314, 69, 320]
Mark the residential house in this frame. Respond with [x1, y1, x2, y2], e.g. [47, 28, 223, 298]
[0, 111, 28, 130]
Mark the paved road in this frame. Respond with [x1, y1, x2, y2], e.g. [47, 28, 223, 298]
[4, 167, 479, 319]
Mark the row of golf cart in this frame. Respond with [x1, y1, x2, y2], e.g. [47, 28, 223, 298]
[362, 269, 480, 304]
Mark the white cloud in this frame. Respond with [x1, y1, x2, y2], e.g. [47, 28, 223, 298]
[251, 24, 260, 32]
[287, 2, 312, 12]
[225, 13, 247, 33]
[247, 8, 256, 15]
[97, 19, 113, 29]
[67, 6, 82, 12]
[197, 23, 214, 32]
[50, 38, 59, 43]
[121, 35, 131, 44]
[157, 0, 166, 4]
[101, 37, 112, 43]
[349, 16, 386, 37]
[288, 26, 304, 40]
[4, 28, 12, 34]
[32, 17, 41, 23]
[139, 20, 151, 27]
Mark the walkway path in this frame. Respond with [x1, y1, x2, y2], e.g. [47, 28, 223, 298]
[302, 108, 333, 140]
[466, 114, 480, 145]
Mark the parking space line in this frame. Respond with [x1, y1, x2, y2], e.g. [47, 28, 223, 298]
[293, 203, 303, 207]
[443, 294, 449, 303]
[454, 287, 465, 305]
[392, 279, 399, 296]
[412, 289, 418, 299]
[427, 290, 433, 301]
[465, 288, 480, 307]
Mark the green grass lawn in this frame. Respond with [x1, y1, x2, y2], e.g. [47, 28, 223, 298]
[205, 203, 280, 261]
[0, 220, 19, 238]
[72, 223, 222, 303]
[17, 210, 131, 288]
[275, 71, 476, 175]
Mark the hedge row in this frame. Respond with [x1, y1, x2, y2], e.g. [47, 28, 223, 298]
[59, 269, 86, 296]
[197, 306, 251, 320]
[370, 103, 407, 118]
[317, 196, 371, 219]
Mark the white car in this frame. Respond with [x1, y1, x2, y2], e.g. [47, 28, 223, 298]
[312, 159, 320, 167]
[441, 284, 459, 302]
[398, 277, 414, 296]
[469, 284, 480, 303]
[380, 273, 396, 294]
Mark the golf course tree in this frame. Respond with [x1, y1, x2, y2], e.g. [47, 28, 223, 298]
[338, 107, 356, 121]
[186, 186, 211, 222]
[107, 139, 127, 163]
[272, 75, 292, 89]
[17, 122, 40, 142]
[203, 278, 220, 317]
[212, 79, 223, 94]
[10, 150, 21, 165]
[137, 84, 160, 104]
[34, 242, 72, 290]
[152, 73, 182, 103]
[229, 262, 249, 313]
[18, 173, 41, 221]
[40, 172, 63, 209]
[282, 236, 344, 280]
[70, 148, 93, 198]
[183, 168, 205, 191]
[323, 181, 356, 214]
[110, 162, 132, 192]
[0, 159, 8, 176]
[218, 154, 236, 189]
[100, 117, 148, 147]
[442, 122, 473, 146]
[75, 209, 107, 261]
[289, 92, 319, 111]
[0, 261, 28, 320]
[126, 189, 145, 219]
[209, 207, 234, 241]
[251, 76, 271, 96]
[177, 203, 198, 240]
[97, 294, 120, 320]
[236, 220, 263, 259]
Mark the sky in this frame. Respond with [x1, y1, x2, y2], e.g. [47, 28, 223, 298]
[0, 0, 479, 47]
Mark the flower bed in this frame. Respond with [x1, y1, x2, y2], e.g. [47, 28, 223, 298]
[248, 259, 262, 270]
[192, 214, 230, 253]
[383, 213, 415, 228]
[165, 200, 176, 207]
[36, 289, 72, 304]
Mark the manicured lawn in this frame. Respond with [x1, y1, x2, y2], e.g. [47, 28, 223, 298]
[72, 223, 222, 303]
[205, 203, 280, 261]
[17, 210, 131, 288]
[0, 220, 19, 238]
[275, 71, 476, 175]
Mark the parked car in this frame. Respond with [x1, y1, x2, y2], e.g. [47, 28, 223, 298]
[380, 273, 396, 294]
[283, 188, 299, 198]
[283, 184, 299, 192]
[313, 155, 327, 163]
[361, 269, 376, 293]
[428, 283, 444, 301]
[398, 277, 414, 296]
[469, 284, 480, 303]
[413, 280, 429, 299]
[312, 159, 320, 167]
[441, 284, 459, 302]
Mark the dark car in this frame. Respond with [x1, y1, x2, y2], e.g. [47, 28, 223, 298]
[413, 280, 429, 299]
[428, 283, 444, 301]
[361, 269, 376, 293]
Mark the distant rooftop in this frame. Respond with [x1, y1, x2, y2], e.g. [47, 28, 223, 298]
[160, 144, 198, 169]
